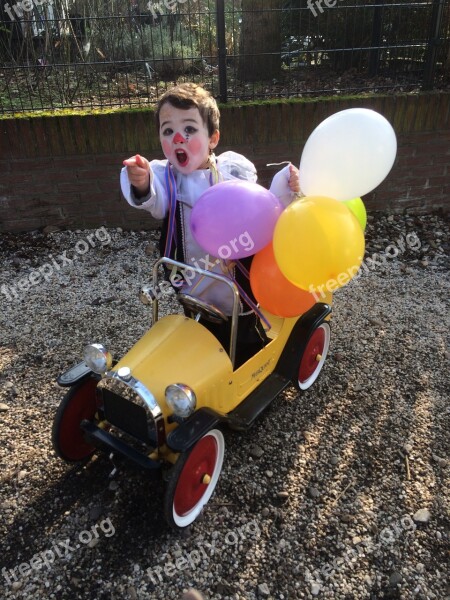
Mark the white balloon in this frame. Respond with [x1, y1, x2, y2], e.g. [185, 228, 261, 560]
[299, 108, 397, 201]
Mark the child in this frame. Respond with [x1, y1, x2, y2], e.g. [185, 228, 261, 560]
[121, 83, 300, 365]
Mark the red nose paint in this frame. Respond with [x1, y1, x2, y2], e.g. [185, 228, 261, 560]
[173, 132, 186, 144]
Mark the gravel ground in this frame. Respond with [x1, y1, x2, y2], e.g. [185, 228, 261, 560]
[0, 212, 448, 600]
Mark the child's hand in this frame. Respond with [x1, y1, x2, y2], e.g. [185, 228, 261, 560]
[123, 154, 151, 197]
[288, 164, 301, 194]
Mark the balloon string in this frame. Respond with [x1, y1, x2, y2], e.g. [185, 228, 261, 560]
[235, 260, 250, 279]
[164, 163, 178, 258]
[266, 161, 291, 167]
[231, 275, 272, 332]
[234, 261, 271, 332]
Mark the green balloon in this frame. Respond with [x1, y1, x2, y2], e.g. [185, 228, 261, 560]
[343, 197, 367, 231]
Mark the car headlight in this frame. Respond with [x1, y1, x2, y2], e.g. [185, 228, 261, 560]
[83, 343, 113, 374]
[165, 384, 196, 418]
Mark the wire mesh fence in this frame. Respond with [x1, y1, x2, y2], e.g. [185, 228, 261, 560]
[0, 0, 448, 114]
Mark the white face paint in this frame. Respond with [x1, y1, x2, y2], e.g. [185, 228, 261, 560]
[159, 104, 218, 174]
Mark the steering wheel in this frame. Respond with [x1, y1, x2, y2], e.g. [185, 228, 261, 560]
[177, 293, 228, 324]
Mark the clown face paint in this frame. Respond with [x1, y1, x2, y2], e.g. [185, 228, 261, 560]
[159, 104, 218, 174]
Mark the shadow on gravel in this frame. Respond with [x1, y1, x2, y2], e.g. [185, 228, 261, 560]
[1, 454, 171, 577]
[214, 340, 448, 598]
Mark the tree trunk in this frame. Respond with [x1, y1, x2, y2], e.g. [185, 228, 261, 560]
[238, 0, 281, 81]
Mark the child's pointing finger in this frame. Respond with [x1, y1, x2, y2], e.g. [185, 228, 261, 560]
[123, 154, 148, 168]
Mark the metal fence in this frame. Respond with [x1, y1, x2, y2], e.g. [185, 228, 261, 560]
[0, 0, 448, 114]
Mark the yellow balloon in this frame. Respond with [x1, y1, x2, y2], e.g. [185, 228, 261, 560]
[273, 196, 365, 292]
[343, 197, 367, 231]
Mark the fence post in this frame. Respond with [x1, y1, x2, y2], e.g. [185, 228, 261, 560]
[423, 0, 445, 90]
[216, 0, 228, 103]
[369, 0, 385, 77]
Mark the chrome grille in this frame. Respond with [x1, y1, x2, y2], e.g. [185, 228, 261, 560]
[98, 374, 163, 446]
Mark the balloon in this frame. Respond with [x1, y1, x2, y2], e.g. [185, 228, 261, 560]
[300, 108, 397, 201]
[273, 196, 365, 292]
[250, 243, 316, 318]
[343, 197, 367, 231]
[191, 180, 284, 260]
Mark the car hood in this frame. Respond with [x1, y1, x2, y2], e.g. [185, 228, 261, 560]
[112, 314, 232, 410]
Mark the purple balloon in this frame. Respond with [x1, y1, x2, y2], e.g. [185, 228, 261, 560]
[191, 180, 284, 260]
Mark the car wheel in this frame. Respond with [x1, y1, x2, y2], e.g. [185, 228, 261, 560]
[164, 429, 225, 529]
[52, 377, 98, 462]
[297, 322, 331, 390]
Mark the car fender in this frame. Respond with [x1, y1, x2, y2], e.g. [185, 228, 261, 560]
[57, 362, 98, 387]
[274, 303, 332, 384]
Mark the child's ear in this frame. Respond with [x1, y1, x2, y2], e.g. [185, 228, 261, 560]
[209, 130, 220, 150]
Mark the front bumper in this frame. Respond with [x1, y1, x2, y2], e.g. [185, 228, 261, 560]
[81, 420, 162, 477]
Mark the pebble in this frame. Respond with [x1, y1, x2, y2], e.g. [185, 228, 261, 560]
[145, 243, 156, 256]
[309, 487, 320, 498]
[368, 318, 384, 327]
[0, 403, 9, 412]
[277, 491, 289, 501]
[311, 582, 321, 596]
[330, 455, 339, 465]
[341, 513, 354, 524]
[127, 587, 137, 600]
[413, 508, 431, 523]
[432, 454, 447, 467]
[258, 583, 270, 597]
[249, 444, 264, 459]
[389, 571, 403, 586]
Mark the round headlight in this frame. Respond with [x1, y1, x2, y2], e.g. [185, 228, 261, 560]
[83, 343, 113, 374]
[165, 384, 196, 418]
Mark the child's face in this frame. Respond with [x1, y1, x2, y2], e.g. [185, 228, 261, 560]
[159, 103, 219, 174]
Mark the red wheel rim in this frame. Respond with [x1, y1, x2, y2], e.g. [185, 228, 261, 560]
[57, 379, 98, 461]
[173, 435, 218, 517]
[299, 326, 326, 384]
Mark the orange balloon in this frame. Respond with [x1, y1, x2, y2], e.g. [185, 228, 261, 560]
[250, 243, 316, 317]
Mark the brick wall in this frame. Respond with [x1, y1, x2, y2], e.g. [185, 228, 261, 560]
[0, 92, 448, 233]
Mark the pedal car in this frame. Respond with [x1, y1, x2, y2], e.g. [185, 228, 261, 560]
[52, 257, 332, 529]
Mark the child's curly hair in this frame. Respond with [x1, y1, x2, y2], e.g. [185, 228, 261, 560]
[155, 83, 220, 136]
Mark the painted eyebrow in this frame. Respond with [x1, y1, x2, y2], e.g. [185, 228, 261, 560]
[160, 118, 200, 128]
